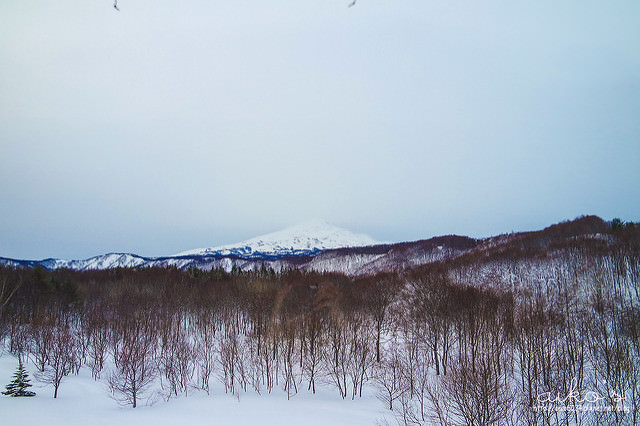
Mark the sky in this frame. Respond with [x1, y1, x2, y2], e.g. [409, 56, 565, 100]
[1, 0, 639, 260]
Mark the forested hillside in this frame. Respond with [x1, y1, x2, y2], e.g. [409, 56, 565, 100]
[1, 218, 638, 424]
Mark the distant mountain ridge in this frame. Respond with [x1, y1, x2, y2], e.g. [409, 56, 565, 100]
[0, 221, 381, 272]
[0, 216, 627, 275]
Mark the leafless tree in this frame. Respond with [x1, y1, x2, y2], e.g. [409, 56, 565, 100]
[302, 310, 324, 394]
[364, 276, 397, 363]
[217, 314, 242, 395]
[109, 313, 158, 408]
[159, 320, 195, 398]
[440, 346, 515, 426]
[193, 311, 216, 394]
[325, 312, 350, 399]
[31, 317, 54, 373]
[394, 315, 432, 424]
[374, 347, 405, 411]
[346, 312, 374, 399]
[0, 269, 21, 316]
[88, 323, 110, 380]
[281, 318, 299, 400]
[37, 323, 76, 398]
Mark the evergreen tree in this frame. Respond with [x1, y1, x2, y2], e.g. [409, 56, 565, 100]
[3, 362, 36, 397]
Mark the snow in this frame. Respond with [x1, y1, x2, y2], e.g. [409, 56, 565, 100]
[0, 352, 389, 426]
[176, 221, 379, 257]
[63, 253, 148, 270]
[1, 222, 381, 272]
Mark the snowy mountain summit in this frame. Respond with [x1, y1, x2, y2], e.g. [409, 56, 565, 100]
[0, 221, 381, 272]
[176, 221, 379, 258]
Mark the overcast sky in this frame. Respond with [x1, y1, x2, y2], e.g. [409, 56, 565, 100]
[1, 0, 639, 260]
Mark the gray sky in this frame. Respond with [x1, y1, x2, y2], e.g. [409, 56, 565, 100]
[1, 0, 639, 260]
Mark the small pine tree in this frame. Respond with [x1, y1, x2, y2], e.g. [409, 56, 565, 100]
[3, 362, 36, 397]
[611, 218, 625, 230]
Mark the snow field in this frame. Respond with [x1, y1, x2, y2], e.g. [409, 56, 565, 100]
[0, 351, 389, 426]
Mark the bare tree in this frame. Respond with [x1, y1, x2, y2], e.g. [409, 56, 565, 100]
[440, 346, 515, 426]
[217, 312, 244, 395]
[0, 269, 21, 315]
[37, 324, 76, 398]
[158, 314, 195, 399]
[31, 319, 54, 373]
[364, 276, 397, 363]
[281, 318, 299, 400]
[325, 312, 349, 399]
[394, 315, 432, 424]
[109, 314, 158, 408]
[374, 347, 405, 411]
[346, 312, 374, 399]
[88, 324, 110, 380]
[193, 311, 216, 394]
[302, 310, 324, 394]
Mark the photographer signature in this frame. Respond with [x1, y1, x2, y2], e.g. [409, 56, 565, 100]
[536, 378, 626, 405]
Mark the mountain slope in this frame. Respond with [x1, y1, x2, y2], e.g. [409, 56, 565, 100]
[175, 221, 378, 257]
[0, 216, 628, 276]
[0, 221, 380, 272]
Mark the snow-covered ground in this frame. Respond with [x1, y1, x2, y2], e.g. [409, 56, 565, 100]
[0, 352, 389, 426]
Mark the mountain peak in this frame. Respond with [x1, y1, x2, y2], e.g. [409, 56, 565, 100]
[176, 222, 378, 257]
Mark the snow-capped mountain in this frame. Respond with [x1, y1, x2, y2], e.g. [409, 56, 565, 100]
[0, 253, 150, 271]
[0, 216, 617, 276]
[0, 221, 380, 272]
[63, 253, 148, 270]
[175, 221, 379, 257]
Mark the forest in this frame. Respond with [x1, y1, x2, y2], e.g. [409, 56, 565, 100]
[1, 220, 639, 425]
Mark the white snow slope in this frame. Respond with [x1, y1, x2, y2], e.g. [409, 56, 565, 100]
[176, 221, 379, 257]
[0, 352, 388, 426]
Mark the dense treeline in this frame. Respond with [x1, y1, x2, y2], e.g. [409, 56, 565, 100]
[0, 224, 638, 425]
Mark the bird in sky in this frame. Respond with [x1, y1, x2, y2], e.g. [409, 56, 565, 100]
[113, 0, 119, 11]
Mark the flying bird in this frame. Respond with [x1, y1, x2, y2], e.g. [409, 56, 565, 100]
[348, 0, 356, 7]
[113, 0, 119, 11]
